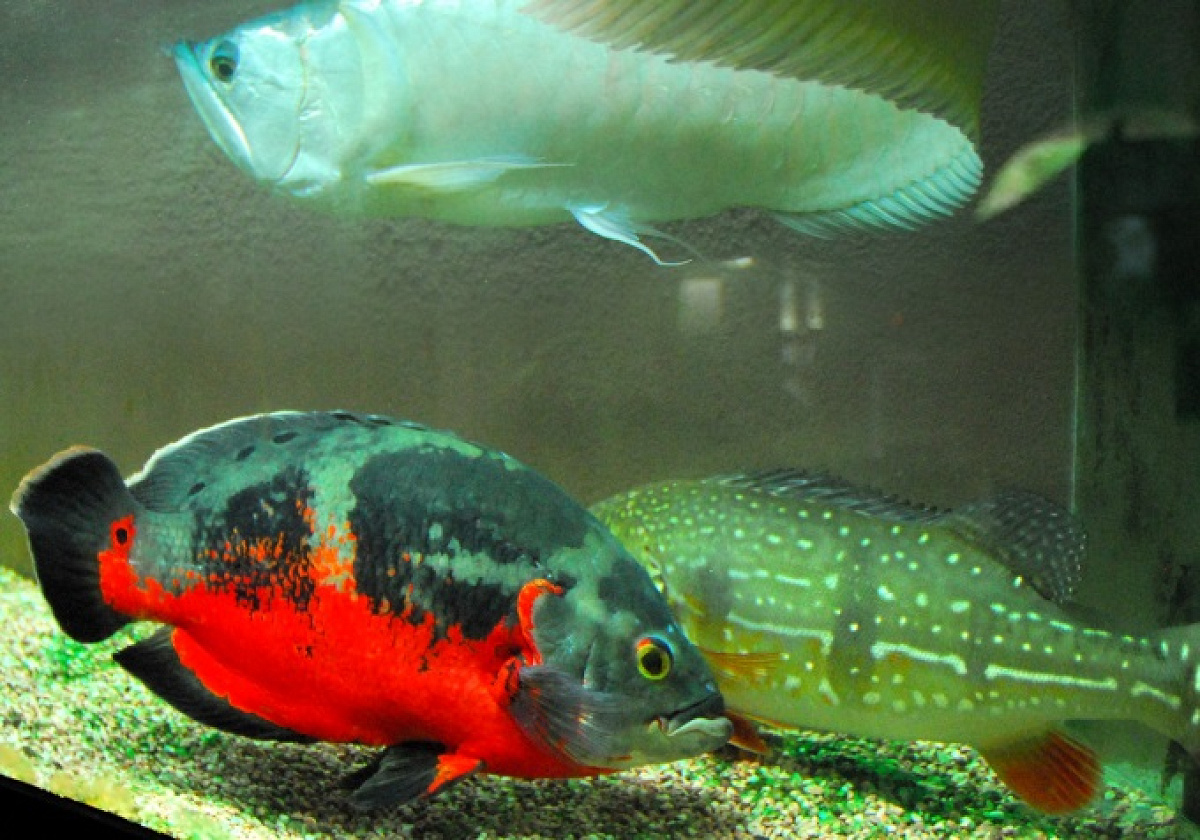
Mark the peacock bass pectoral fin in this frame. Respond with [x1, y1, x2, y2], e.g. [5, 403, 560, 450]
[727, 712, 771, 755]
[345, 742, 483, 810]
[698, 646, 788, 684]
[978, 729, 1101, 814]
[366, 156, 571, 192]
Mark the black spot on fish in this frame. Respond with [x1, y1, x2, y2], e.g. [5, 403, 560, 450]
[273, 431, 299, 445]
[235, 445, 256, 462]
[191, 466, 316, 612]
[347, 446, 588, 641]
[366, 415, 394, 426]
[332, 411, 364, 424]
[187, 482, 207, 497]
[596, 558, 667, 621]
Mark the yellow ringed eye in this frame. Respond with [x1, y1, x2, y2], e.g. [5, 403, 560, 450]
[636, 636, 672, 680]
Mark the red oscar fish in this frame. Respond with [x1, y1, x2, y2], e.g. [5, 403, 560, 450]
[10, 410, 731, 809]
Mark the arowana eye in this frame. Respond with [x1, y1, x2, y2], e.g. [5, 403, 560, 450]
[636, 636, 673, 680]
[210, 41, 240, 83]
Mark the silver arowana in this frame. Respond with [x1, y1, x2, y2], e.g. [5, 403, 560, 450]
[173, 0, 986, 263]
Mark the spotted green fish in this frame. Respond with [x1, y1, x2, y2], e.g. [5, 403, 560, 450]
[592, 470, 1200, 814]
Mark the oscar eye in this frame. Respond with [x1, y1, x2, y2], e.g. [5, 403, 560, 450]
[636, 636, 673, 681]
[210, 41, 240, 82]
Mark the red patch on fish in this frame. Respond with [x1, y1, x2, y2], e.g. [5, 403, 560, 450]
[98, 513, 594, 779]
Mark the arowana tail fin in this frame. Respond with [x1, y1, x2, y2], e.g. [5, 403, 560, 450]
[9, 447, 138, 643]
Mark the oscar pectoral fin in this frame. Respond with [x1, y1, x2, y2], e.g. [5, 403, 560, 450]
[346, 742, 483, 810]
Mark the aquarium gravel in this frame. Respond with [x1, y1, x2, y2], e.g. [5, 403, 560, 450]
[0, 566, 1188, 839]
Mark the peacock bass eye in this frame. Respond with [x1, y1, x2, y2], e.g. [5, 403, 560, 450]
[210, 41, 239, 82]
[636, 636, 673, 680]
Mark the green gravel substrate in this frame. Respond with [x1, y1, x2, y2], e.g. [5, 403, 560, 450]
[0, 565, 1192, 839]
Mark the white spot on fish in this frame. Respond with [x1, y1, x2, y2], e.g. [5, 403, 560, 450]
[950, 600, 970, 614]
[915, 592, 929, 608]
[775, 574, 811, 588]
[918, 533, 930, 545]
[912, 691, 927, 707]
[824, 574, 839, 590]
[728, 569, 752, 581]
[890, 525, 903, 536]
[957, 699, 974, 712]
[838, 525, 851, 537]
[877, 584, 895, 602]
[1131, 682, 1182, 710]
[766, 533, 782, 545]
[784, 675, 802, 691]
[870, 642, 967, 675]
[985, 665, 1118, 692]
[946, 552, 959, 564]
[891, 700, 908, 714]
[862, 692, 882, 706]
[797, 538, 814, 551]
[733, 528, 745, 540]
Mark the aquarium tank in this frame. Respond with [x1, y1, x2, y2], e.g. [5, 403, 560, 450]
[2, 0, 1199, 838]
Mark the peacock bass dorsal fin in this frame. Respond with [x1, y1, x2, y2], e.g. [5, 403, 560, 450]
[710, 471, 1084, 605]
[942, 491, 1085, 605]
[710, 470, 945, 524]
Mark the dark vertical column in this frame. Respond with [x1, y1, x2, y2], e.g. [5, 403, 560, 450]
[1073, 0, 1200, 820]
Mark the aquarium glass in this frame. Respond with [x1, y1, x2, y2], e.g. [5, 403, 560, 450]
[5, 1, 1194, 838]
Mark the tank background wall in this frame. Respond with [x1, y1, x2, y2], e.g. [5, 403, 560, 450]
[0, 0, 1075, 576]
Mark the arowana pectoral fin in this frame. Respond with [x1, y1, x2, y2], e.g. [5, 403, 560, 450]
[367, 156, 570, 192]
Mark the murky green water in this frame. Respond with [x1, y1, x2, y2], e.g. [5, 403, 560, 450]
[9, 1, 1196, 837]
